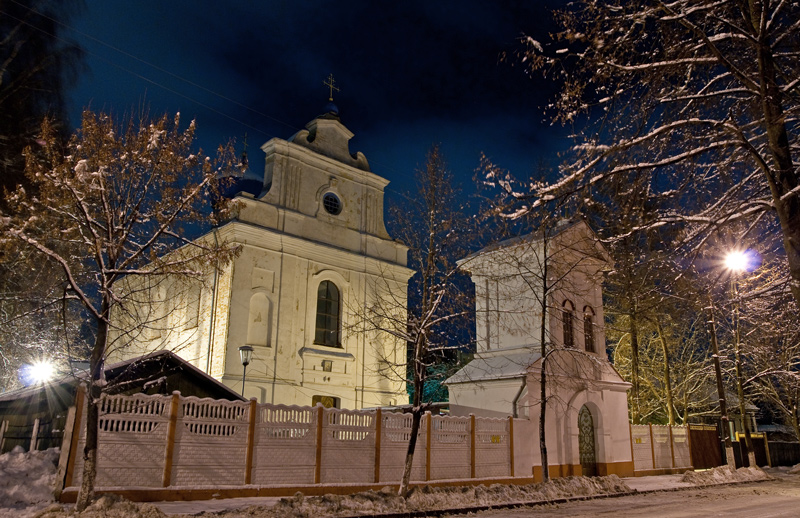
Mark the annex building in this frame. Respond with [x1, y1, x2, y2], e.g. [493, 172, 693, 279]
[445, 220, 634, 478]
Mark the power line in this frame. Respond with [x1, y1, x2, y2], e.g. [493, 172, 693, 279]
[4, 1, 413, 182]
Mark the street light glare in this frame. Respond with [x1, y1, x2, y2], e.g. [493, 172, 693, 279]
[29, 360, 55, 384]
[725, 250, 749, 272]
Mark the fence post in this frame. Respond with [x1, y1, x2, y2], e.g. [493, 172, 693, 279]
[29, 417, 40, 452]
[649, 423, 656, 469]
[54, 405, 77, 500]
[314, 405, 324, 484]
[508, 416, 515, 477]
[245, 398, 257, 484]
[425, 412, 432, 481]
[629, 423, 635, 472]
[162, 391, 181, 487]
[64, 384, 86, 489]
[470, 414, 476, 479]
[374, 408, 382, 483]
[669, 426, 676, 468]
[0, 420, 6, 452]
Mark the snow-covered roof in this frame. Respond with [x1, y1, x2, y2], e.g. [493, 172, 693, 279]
[444, 349, 541, 385]
[0, 350, 244, 403]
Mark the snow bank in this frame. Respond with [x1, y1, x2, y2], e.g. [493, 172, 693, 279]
[260, 476, 632, 518]
[0, 446, 60, 518]
[680, 465, 772, 485]
[34, 494, 166, 518]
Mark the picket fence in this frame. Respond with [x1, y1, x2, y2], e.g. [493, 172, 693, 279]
[630, 423, 692, 474]
[61, 388, 517, 491]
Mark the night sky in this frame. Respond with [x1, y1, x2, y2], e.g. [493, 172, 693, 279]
[66, 1, 569, 202]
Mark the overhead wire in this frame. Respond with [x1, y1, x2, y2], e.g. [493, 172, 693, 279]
[5, 0, 416, 183]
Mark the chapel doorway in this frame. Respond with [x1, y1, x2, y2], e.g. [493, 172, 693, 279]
[578, 405, 597, 476]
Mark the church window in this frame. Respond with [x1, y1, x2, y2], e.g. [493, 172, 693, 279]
[322, 192, 342, 215]
[315, 281, 341, 347]
[583, 306, 596, 353]
[562, 300, 575, 348]
[312, 395, 340, 408]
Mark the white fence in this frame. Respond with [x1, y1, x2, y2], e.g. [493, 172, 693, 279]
[62, 390, 517, 491]
[630, 424, 692, 473]
[58, 390, 693, 496]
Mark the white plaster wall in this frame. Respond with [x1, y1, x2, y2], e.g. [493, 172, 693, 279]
[112, 114, 413, 411]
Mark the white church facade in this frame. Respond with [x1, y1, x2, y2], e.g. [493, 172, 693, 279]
[445, 220, 634, 479]
[110, 104, 413, 409]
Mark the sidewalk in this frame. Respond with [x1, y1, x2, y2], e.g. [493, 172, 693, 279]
[151, 469, 769, 516]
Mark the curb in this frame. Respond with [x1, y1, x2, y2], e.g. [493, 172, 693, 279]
[326, 478, 775, 518]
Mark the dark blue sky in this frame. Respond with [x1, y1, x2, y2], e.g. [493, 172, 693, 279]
[66, 1, 570, 201]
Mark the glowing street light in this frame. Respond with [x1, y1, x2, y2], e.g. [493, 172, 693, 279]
[19, 360, 56, 386]
[725, 250, 749, 272]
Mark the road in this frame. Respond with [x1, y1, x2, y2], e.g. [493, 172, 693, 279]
[452, 476, 800, 518]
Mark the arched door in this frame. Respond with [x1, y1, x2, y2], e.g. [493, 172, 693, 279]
[578, 405, 597, 476]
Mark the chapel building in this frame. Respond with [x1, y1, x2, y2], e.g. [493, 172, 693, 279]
[445, 220, 634, 478]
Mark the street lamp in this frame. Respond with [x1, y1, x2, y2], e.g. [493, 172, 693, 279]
[239, 345, 253, 397]
[725, 250, 749, 272]
[725, 249, 757, 467]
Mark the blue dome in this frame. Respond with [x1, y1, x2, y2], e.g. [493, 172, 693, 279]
[324, 101, 339, 115]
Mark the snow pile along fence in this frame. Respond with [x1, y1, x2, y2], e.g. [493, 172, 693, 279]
[630, 423, 693, 475]
[57, 389, 519, 499]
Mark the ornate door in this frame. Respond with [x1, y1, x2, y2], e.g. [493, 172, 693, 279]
[578, 405, 597, 476]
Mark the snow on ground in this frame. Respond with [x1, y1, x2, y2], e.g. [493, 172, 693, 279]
[0, 446, 60, 518]
[680, 465, 772, 485]
[0, 443, 786, 518]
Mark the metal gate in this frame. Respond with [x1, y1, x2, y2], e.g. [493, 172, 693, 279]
[579, 405, 597, 476]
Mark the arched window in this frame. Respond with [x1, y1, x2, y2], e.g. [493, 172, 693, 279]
[315, 281, 340, 347]
[583, 306, 596, 353]
[562, 300, 575, 348]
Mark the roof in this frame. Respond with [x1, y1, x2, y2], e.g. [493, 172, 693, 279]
[0, 350, 244, 406]
[457, 219, 611, 272]
[444, 349, 541, 385]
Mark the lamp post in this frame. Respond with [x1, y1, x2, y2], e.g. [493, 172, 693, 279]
[705, 295, 735, 468]
[725, 250, 757, 467]
[239, 345, 253, 397]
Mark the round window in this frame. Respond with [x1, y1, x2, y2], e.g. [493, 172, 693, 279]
[322, 192, 342, 215]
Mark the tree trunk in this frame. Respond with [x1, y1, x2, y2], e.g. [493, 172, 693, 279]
[655, 320, 675, 426]
[399, 338, 426, 497]
[538, 233, 549, 482]
[752, 7, 800, 308]
[539, 359, 548, 482]
[398, 407, 422, 497]
[75, 300, 108, 511]
[628, 304, 641, 424]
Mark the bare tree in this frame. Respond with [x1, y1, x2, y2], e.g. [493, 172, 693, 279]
[517, 0, 800, 309]
[361, 145, 474, 497]
[0, 110, 240, 509]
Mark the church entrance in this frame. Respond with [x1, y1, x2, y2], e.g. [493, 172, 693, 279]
[578, 405, 597, 476]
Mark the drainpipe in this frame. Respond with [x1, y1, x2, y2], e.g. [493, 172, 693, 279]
[512, 376, 527, 418]
[206, 229, 220, 374]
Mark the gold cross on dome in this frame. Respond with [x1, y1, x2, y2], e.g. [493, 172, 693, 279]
[323, 73, 340, 101]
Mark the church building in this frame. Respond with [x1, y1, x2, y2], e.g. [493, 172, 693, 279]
[445, 220, 634, 478]
[111, 99, 413, 409]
